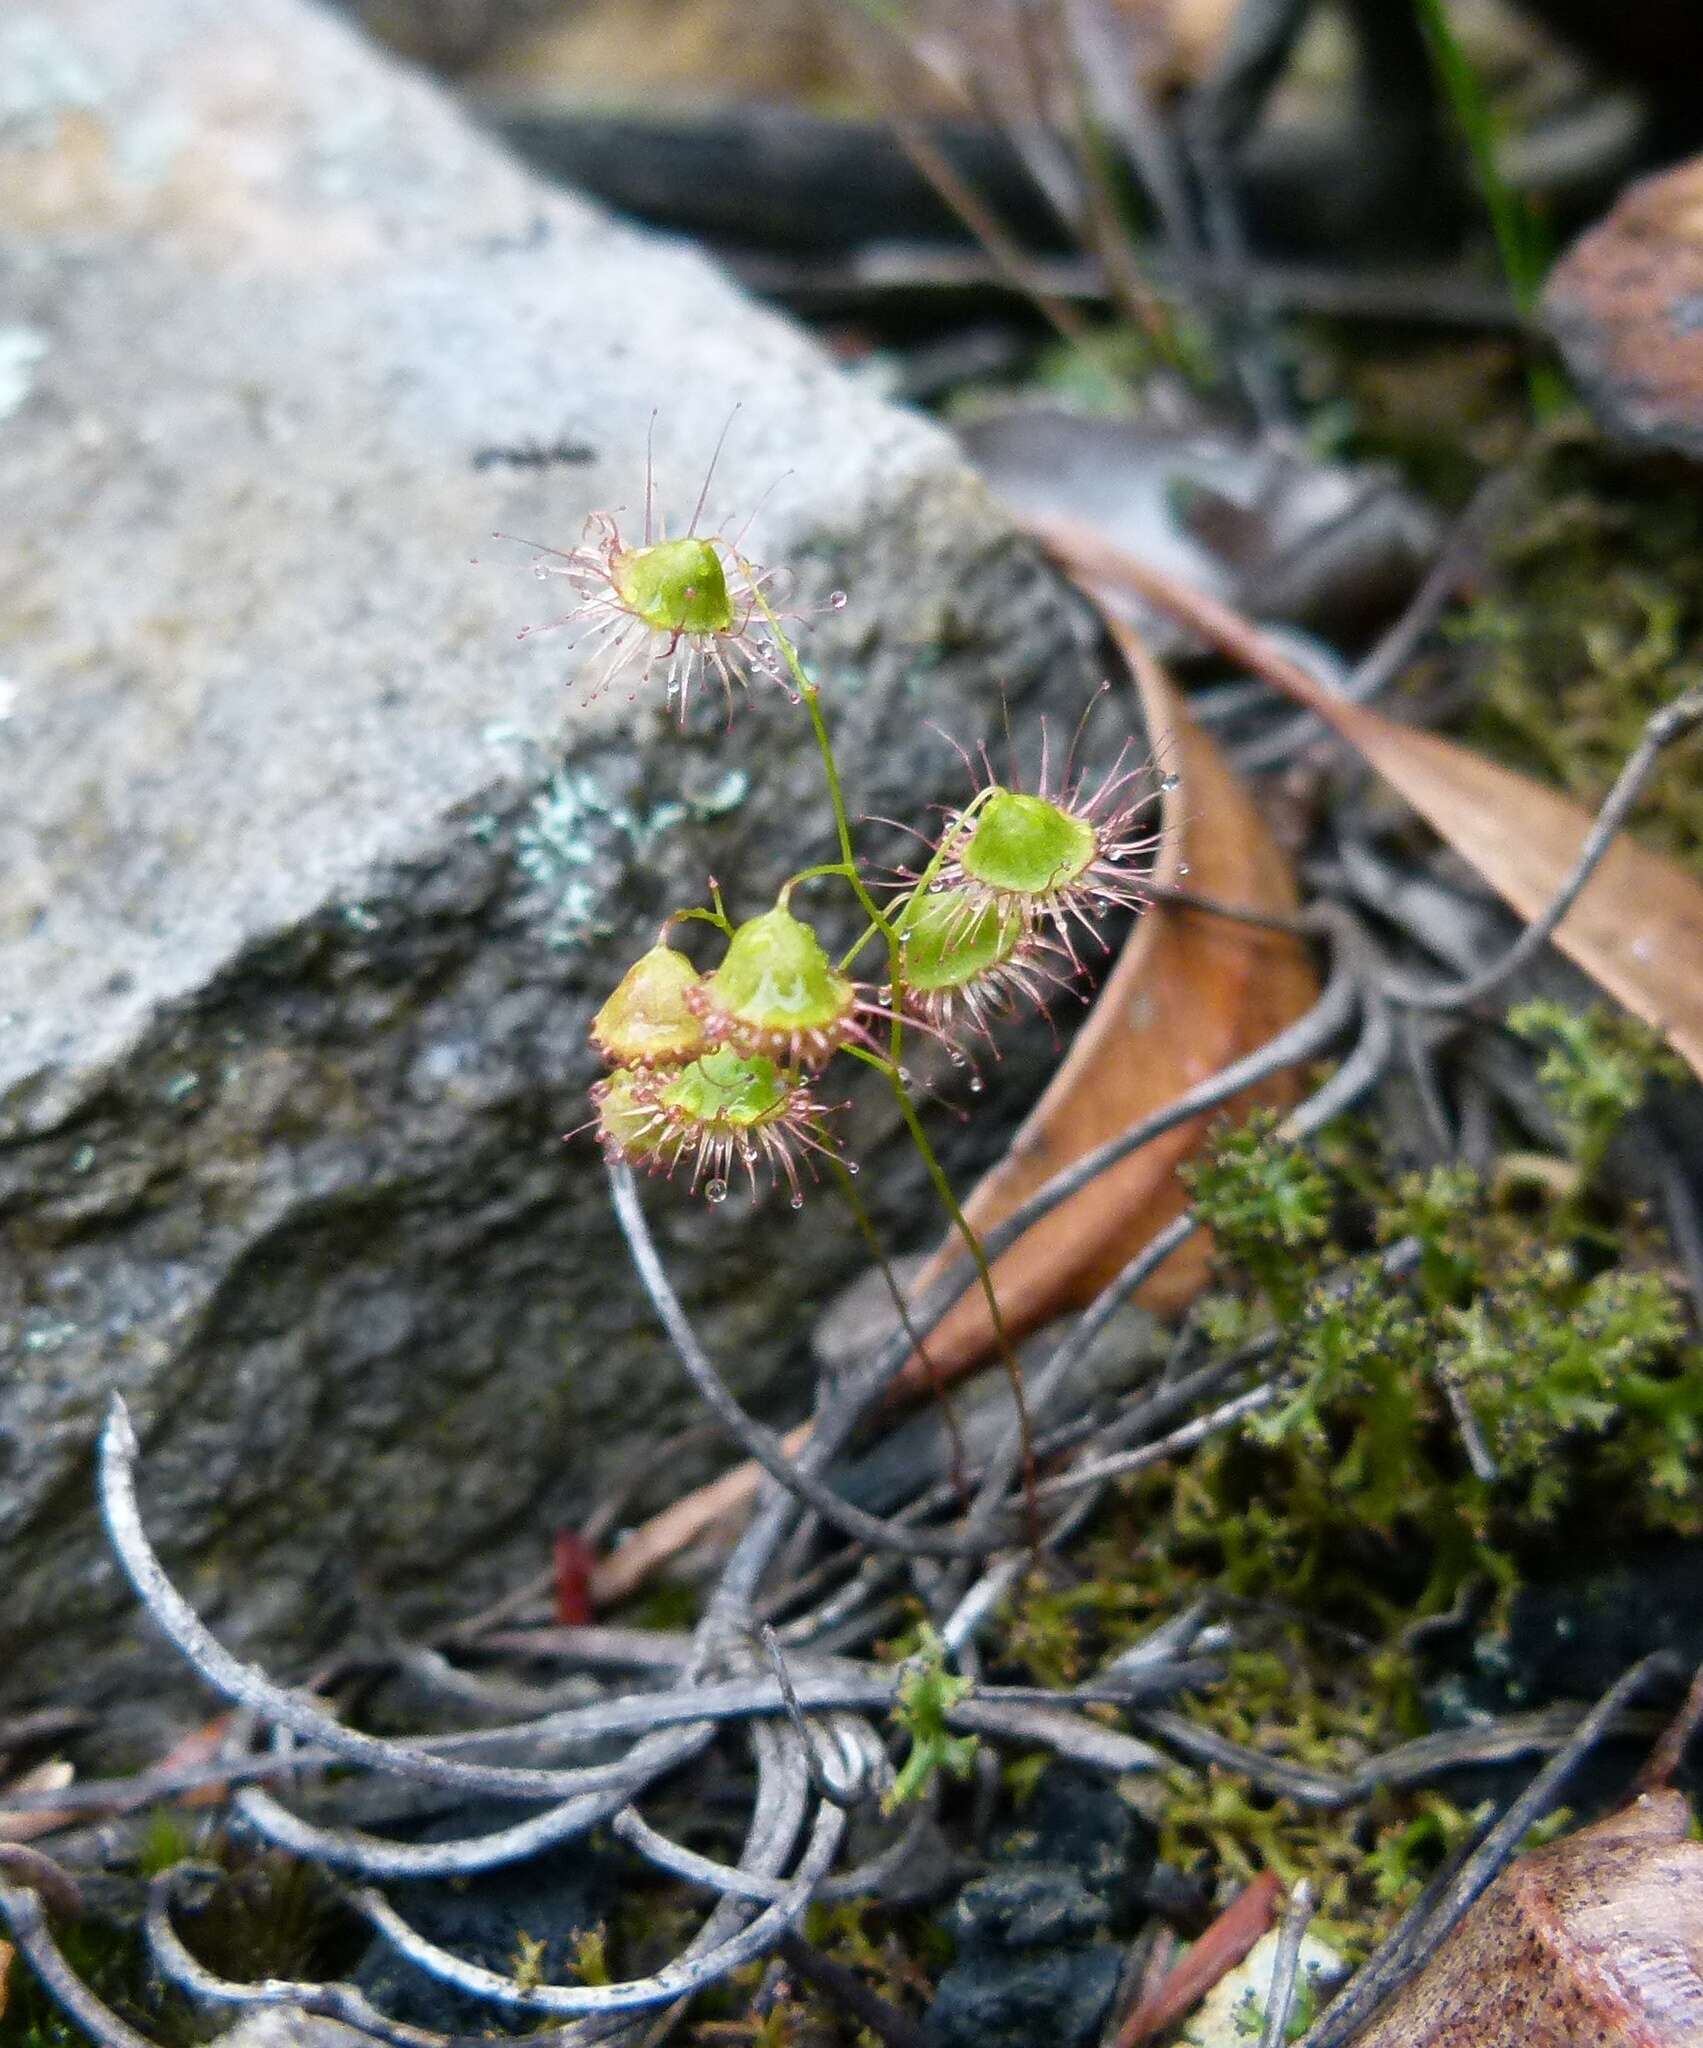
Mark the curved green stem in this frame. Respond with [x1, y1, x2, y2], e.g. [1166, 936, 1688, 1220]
[669, 903, 735, 937]
[753, 579, 1039, 1541]
[778, 860, 858, 910]
[847, 1045, 1040, 1541]
[826, 1154, 969, 1500]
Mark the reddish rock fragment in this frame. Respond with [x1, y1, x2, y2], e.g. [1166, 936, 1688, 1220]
[1546, 155, 1703, 460]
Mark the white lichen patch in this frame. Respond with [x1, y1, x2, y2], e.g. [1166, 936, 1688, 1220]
[0, 327, 48, 424]
[0, 17, 105, 145]
[1180, 1927, 1350, 2047]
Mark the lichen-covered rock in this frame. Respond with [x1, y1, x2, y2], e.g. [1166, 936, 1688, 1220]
[0, 0, 1103, 1720]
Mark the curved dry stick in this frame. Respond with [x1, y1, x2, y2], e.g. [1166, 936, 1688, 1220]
[352, 1790, 845, 2017]
[1033, 1383, 1277, 1500]
[1376, 684, 1703, 1011]
[0, 1845, 83, 1919]
[232, 1727, 706, 1879]
[2, 1880, 163, 2048]
[0, 1657, 1196, 1833]
[148, 1719, 834, 2042]
[145, 1865, 484, 2048]
[611, 1164, 1020, 1558]
[615, 1787, 931, 1907]
[99, 1399, 700, 1804]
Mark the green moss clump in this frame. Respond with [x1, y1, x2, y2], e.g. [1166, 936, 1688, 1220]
[1176, 1115, 1703, 1622]
[1507, 1000, 1685, 1181]
[993, 1081, 1700, 1956]
[1456, 436, 1703, 870]
[1184, 1119, 1334, 1324]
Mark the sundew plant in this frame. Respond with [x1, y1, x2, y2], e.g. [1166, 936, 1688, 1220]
[517, 440, 1160, 1304]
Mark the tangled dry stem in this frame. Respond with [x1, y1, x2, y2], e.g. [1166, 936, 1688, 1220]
[1, 731, 1688, 2045]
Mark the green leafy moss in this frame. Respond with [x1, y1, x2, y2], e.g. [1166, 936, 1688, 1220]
[1176, 1117, 1703, 1621]
[1458, 436, 1703, 870]
[883, 1625, 978, 1812]
[1184, 1119, 1334, 1324]
[995, 1092, 1701, 1958]
[1508, 999, 1684, 1181]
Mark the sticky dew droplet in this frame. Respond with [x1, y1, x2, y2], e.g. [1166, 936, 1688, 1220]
[828, 591, 848, 610]
[705, 1178, 729, 1204]
[969, 1075, 984, 1093]
[790, 1191, 805, 1209]
[1161, 773, 1181, 792]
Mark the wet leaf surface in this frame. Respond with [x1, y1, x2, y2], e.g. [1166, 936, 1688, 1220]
[1036, 512, 1703, 1082]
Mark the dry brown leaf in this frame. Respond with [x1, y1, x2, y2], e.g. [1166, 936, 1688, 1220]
[1035, 513, 1703, 1082]
[592, 629, 1316, 1603]
[468, 0, 845, 109]
[1353, 1788, 1703, 2048]
[152, 1711, 238, 1809]
[892, 626, 1317, 1390]
[0, 1759, 74, 1845]
[468, 0, 1237, 118]
[0, 1937, 12, 2021]
[1116, 1869, 1282, 2046]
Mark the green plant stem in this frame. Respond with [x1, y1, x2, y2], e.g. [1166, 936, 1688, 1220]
[669, 903, 735, 937]
[778, 860, 861, 911]
[1413, 0, 1561, 419]
[848, 1044, 1040, 1539]
[747, 582, 1040, 1539]
[827, 1151, 970, 1499]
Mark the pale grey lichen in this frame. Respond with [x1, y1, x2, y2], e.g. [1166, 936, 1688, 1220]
[516, 768, 695, 949]
[0, 327, 48, 425]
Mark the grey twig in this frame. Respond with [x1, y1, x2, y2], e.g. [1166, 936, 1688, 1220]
[1293, 1654, 1679, 2048]
[1, 1880, 160, 2048]
[1377, 685, 1703, 1012]
[1231, 469, 1520, 774]
[1144, 1695, 1661, 1812]
[351, 1798, 844, 2017]
[0, 1844, 84, 1919]
[1034, 1384, 1276, 1500]
[98, 1398, 691, 1805]
[145, 1865, 462, 2048]
[760, 1625, 862, 1806]
[610, 1164, 1020, 1558]
[1259, 1880, 1314, 2048]
[775, 1929, 929, 2048]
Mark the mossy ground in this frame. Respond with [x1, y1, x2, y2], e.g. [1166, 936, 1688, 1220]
[1460, 434, 1703, 871]
[11, 325, 1703, 2048]
[0, 1830, 349, 2048]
